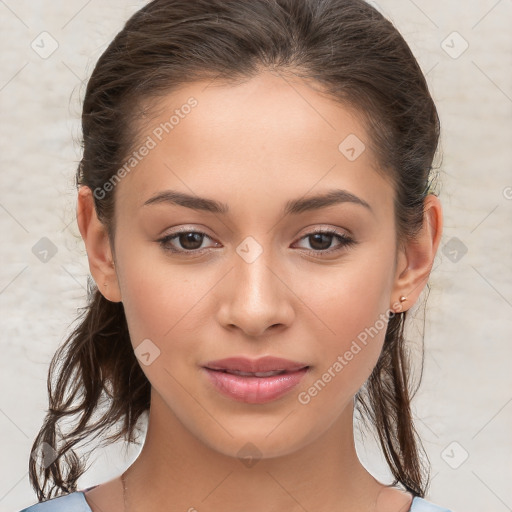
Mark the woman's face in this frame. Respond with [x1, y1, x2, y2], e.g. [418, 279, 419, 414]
[110, 71, 405, 458]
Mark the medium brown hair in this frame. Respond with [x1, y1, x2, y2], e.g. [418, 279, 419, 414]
[29, 0, 440, 501]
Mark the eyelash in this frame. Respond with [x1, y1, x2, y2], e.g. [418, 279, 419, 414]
[157, 227, 357, 256]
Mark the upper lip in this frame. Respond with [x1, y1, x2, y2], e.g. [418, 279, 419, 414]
[203, 356, 309, 373]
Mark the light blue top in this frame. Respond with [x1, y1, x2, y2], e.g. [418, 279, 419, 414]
[17, 489, 454, 511]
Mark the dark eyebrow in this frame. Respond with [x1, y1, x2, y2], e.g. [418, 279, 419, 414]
[143, 189, 373, 216]
[284, 189, 373, 216]
[143, 190, 229, 213]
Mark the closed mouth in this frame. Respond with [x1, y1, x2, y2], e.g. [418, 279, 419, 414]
[205, 367, 309, 377]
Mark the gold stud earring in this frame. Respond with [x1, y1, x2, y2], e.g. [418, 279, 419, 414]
[393, 295, 408, 313]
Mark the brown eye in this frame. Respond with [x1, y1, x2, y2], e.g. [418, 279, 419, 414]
[307, 232, 335, 251]
[175, 232, 205, 250]
[158, 230, 217, 253]
[294, 229, 357, 255]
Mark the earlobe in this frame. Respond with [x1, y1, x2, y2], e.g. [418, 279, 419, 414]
[76, 186, 122, 303]
[390, 194, 443, 313]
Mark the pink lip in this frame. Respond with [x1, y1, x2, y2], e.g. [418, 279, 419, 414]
[202, 356, 309, 373]
[201, 356, 310, 404]
[202, 367, 310, 404]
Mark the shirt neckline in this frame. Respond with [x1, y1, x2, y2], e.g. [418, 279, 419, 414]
[80, 487, 421, 511]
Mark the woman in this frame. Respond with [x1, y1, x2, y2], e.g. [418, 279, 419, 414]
[21, 0, 451, 510]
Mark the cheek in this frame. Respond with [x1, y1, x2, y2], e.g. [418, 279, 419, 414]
[118, 264, 214, 408]
[294, 251, 395, 393]
[117, 251, 215, 361]
[302, 254, 393, 335]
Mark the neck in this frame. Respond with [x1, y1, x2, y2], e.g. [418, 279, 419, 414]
[123, 388, 388, 512]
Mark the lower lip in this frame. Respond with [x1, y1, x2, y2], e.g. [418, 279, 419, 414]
[202, 367, 309, 404]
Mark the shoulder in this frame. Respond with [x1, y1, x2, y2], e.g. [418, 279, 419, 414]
[410, 496, 454, 512]
[16, 491, 92, 512]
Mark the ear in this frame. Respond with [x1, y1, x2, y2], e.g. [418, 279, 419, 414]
[390, 194, 443, 312]
[76, 186, 122, 303]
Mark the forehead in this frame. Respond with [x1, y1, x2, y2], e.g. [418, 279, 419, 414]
[114, 71, 394, 221]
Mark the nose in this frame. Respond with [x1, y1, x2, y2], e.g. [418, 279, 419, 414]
[215, 248, 295, 338]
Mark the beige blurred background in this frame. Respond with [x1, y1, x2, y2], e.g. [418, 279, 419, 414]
[1, 1, 511, 511]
